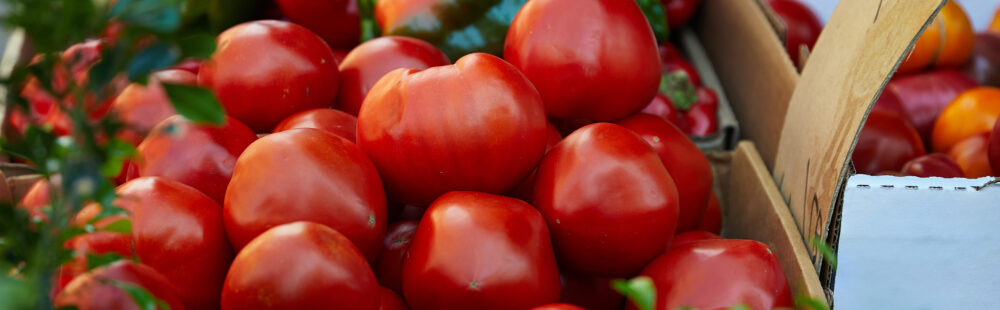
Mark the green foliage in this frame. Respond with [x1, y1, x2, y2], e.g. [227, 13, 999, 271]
[358, 0, 381, 41]
[162, 83, 225, 124]
[811, 235, 838, 270]
[660, 71, 698, 110]
[795, 296, 831, 310]
[635, 0, 669, 43]
[612, 276, 657, 310]
[111, 280, 172, 310]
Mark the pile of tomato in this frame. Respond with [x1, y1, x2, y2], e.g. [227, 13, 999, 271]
[852, 1, 1000, 179]
[8, 0, 813, 309]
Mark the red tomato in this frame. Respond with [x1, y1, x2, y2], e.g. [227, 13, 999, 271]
[991, 119, 1000, 175]
[55, 230, 133, 297]
[659, 43, 683, 62]
[697, 192, 722, 234]
[852, 110, 926, 175]
[663, 57, 701, 86]
[336, 36, 450, 116]
[632, 239, 794, 310]
[948, 132, 994, 178]
[901, 153, 965, 178]
[508, 122, 563, 201]
[171, 58, 202, 74]
[112, 69, 196, 146]
[199, 20, 340, 132]
[667, 230, 722, 251]
[559, 273, 623, 310]
[641, 93, 687, 132]
[357, 53, 547, 206]
[273, 108, 358, 142]
[661, 0, 701, 29]
[617, 114, 712, 233]
[116, 177, 233, 310]
[137, 115, 257, 205]
[686, 86, 720, 136]
[402, 192, 561, 310]
[20, 178, 53, 223]
[533, 123, 679, 276]
[885, 69, 978, 143]
[376, 220, 418, 294]
[505, 0, 661, 121]
[224, 129, 386, 260]
[932, 87, 1000, 153]
[532, 303, 586, 310]
[55, 261, 186, 310]
[222, 222, 379, 309]
[275, 0, 360, 49]
[871, 88, 906, 119]
[379, 286, 410, 310]
[767, 0, 823, 67]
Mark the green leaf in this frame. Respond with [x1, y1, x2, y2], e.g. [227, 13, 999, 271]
[358, 0, 381, 41]
[127, 43, 181, 81]
[612, 276, 657, 310]
[98, 139, 137, 178]
[811, 235, 838, 270]
[86, 252, 125, 270]
[660, 71, 698, 110]
[634, 0, 669, 43]
[728, 306, 750, 310]
[178, 34, 217, 59]
[795, 296, 830, 310]
[111, 280, 172, 310]
[161, 83, 226, 124]
[99, 219, 132, 234]
[111, 0, 183, 33]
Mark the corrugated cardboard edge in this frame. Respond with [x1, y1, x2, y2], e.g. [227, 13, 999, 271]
[678, 28, 740, 151]
[695, 0, 798, 169]
[710, 141, 827, 304]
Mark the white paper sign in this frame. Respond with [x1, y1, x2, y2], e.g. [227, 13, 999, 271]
[835, 174, 1000, 309]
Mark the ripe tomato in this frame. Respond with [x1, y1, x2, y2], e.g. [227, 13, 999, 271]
[534, 123, 679, 276]
[884, 69, 977, 142]
[559, 273, 624, 310]
[697, 192, 722, 234]
[532, 303, 586, 310]
[767, 0, 823, 67]
[901, 153, 965, 178]
[199, 20, 340, 132]
[357, 53, 547, 206]
[948, 132, 993, 178]
[273, 108, 358, 143]
[335, 36, 450, 116]
[617, 114, 711, 233]
[641, 93, 686, 131]
[898, 0, 973, 73]
[662, 54, 701, 86]
[991, 8, 1000, 34]
[402, 192, 561, 310]
[379, 287, 410, 310]
[55, 231, 133, 297]
[222, 222, 379, 310]
[112, 69, 196, 146]
[661, 0, 701, 29]
[505, 0, 660, 121]
[275, 0, 360, 49]
[224, 129, 386, 260]
[932, 87, 1000, 153]
[507, 122, 563, 202]
[853, 110, 925, 175]
[667, 230, 721, 251]
[632, 239, 794, 310]
[990, 119, 1000, 175]
[20, 178, 54, 222]
[137, 115, 257, 205]
[376, 220, 418, 294]
[55, 261, 185, 310]
[116, 177, 233, 310]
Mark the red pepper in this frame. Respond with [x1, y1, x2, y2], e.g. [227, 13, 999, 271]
[641, 56, 719, 137]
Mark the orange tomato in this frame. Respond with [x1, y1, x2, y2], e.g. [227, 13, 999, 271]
[989, 7, 1000, 34]
[898, 1, 973, 73]
[931, 87, 1000, 152]
[948, 132, 994, 178]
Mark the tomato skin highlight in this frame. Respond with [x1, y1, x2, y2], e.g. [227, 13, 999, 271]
[273, 108, 358, 143]
[335, 36, 450, 116]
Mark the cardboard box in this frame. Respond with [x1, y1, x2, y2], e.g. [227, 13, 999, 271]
[676, 28, 740, 151]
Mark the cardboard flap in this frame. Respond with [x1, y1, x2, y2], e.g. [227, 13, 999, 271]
[770, 0, 945, 267]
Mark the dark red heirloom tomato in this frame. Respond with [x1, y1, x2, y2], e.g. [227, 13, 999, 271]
[533, 123, 679, 277]
[357, 53, 547, 206]
[901, 153, 965, 178]
[991, 119, 1000, 175]
[505, 0, 660, 121]
[402, 192, 561, 310]
[376, 220, 418, 294]
[379, 286, 410, 310]
[532, 303, 586, 310]
[662, 0, 701, 29]
[275, 0, 360, 49]
[273, 108, 358, 142]
[112, 69, 196, 146]
[336, 36, 450, 116]
[696, 192, 722, 234]
[224, 128, 386, 260]
[199, 20, 340, 132]
[560, 273, 624, 310]
[667, 230, 721, 251]
[137, 115, 256, 205]
[631, 239, 794, 310]
[767, 0, 823, 67]
[116, 177, 233, 310]
[618, 113, 712, 233]
[222, 222, 379, 310]
[55, 261, 186, 310]
[852, 110, 926, 175]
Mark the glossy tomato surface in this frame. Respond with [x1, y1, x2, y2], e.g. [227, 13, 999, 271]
[357, 53, 547, 206]
[667, 230, 721, 251]
[112, 69, 196, 146]
[767, 0, 822, 67]
[532, 303, 586, 310]
[533, 123, 679, 276]
[853, 110, 926, 175]
[379, 286, 410, 310]
[224, 129, 386, 260]
[901, 153, 965, 178]
[116, 177, 233, 310]
[273, 108, 358, 142]
[559, 273, 623, 310]
[697, 192, 722, 234]
[376, 220, 418, 294]
[56, 230, 133, 297]
[507, 122, 563, 202]
[948, 132, 994, 178]
[402, 192, 561, 310]
[199, 20, 340, 132]
[137, 115, 257, 205]
[275, 0, 360, 49]
[932, 87, 1000, 153]
[222, 222, 379, 310]
[633, 239, 794, 310]
[505, 0, 660, 121]
[641, 93, 685, 131]
[336, 36, 450, 116]
[55, 261, 186, 310]
[884, 69, 977, 142]
[661, 0, 701, 29]
[618, 113, 711, 233]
